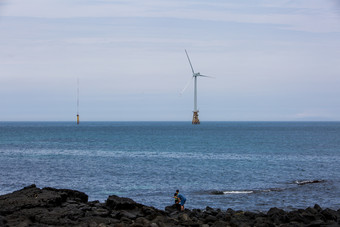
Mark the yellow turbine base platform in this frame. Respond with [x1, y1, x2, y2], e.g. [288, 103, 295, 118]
[77, 115, 79, 124]
[192, 111, 200, 124]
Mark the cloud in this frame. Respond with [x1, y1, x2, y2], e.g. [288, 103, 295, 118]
[2, 0, 340, 32]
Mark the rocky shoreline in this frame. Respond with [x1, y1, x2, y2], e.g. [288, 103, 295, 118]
[0, 185, 339, 226]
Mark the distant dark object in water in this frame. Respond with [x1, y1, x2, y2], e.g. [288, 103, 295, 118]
[210, 190, 225, 195]
[295, 180, 326, 185]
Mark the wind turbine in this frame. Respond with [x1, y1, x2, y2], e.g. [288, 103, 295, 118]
[183, 49, 211, 124]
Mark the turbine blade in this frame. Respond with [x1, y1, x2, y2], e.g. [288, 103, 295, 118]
[199, 74, 215, 78]
[185, 49, 195, 74]
[180, 77, 193, 96]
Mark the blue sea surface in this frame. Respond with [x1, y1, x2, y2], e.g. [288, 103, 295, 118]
[0, 121, 339, 211]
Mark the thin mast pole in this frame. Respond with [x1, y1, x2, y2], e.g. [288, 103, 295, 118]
[77, 78, 80, 124]
[77, 78, 79, 115]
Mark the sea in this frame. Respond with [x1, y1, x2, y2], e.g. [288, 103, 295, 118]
[0, 121, 339, 212]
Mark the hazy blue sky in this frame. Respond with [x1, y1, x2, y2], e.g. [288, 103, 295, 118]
[1, 0, 340, 121]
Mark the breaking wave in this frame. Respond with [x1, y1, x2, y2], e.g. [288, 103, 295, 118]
[211, 190, 254, 195]
[210, 188, 282, 195]
[208, 180, 326, 195]
[294, 180, 326, 185]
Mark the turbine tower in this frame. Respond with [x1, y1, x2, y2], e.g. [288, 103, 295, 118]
[76, 78, 79, 124]
[184, 50, 211, 124]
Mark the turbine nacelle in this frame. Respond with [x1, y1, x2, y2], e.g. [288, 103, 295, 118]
[193, 72, 210, 78]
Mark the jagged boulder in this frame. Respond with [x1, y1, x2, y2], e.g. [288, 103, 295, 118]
[0, 184, 87, 216]
[165, 204, 181, 213]
[43, 187, 88, 203]
[106, 195, 141, 210]
[267, 207, 288, 224]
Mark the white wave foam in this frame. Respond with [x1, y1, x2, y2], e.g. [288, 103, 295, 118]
[223, 190, 253, 194]
[294, 180, 325, 185]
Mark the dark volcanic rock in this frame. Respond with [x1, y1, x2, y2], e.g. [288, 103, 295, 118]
[0, 186, 339, 227]
[165, 204, 181, 213]
[106, 195, 142, 210]
[321, 208, 338, 221]
[267, 207, 288, 224]
[0, 184, 86, 215]
[43, 187, 88, 203]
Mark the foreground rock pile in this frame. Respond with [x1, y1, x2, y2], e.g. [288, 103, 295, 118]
[0, 185, 339, 226]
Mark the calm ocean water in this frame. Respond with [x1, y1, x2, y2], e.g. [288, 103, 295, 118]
[0, 121, 339, 212]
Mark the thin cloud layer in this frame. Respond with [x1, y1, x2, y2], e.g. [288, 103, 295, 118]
[2, 0, 340, 32]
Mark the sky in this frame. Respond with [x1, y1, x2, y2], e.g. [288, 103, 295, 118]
[1, 0, 340, 121]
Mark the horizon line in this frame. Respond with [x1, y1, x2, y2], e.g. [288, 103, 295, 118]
[0, 120, 339, 123]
